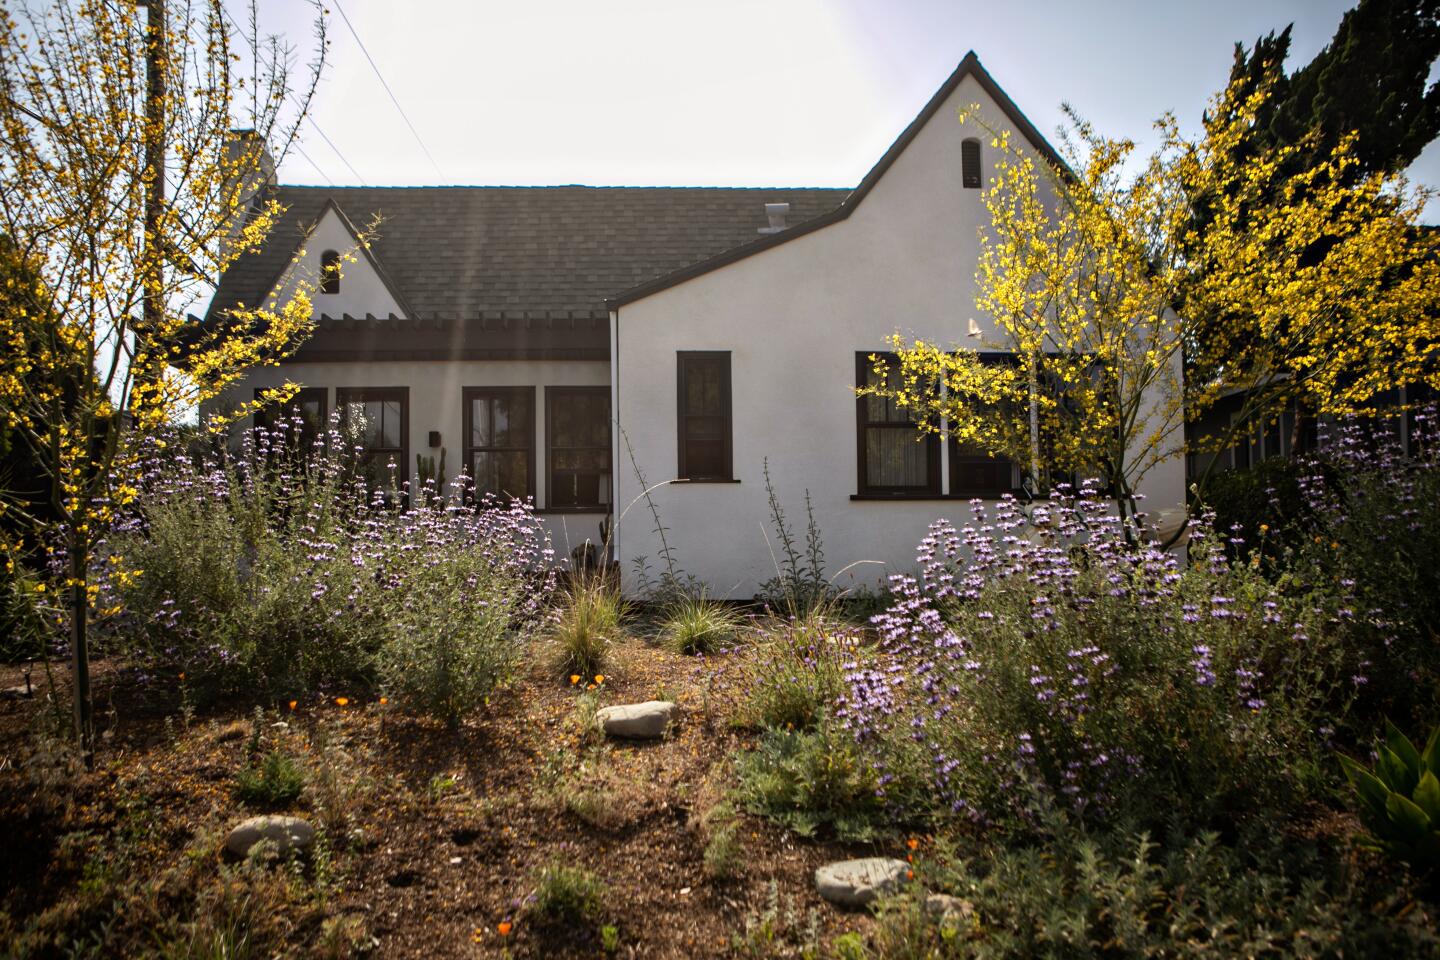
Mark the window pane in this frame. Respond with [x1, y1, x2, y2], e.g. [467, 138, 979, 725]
[471, 398, 492, 447]
[866, 428, 929, 487]
[952, 448, 1014, 496]
[684, 415, 726, 439]
[686, 438, 725, 478]
[381, 400, 401, 448]
[684, 360, 724, 416]
[495, 395, 530, 447]
[472, 451, 528, 500]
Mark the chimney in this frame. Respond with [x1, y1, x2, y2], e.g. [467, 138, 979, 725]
[757, 202, 789, 235]
[220, 129, 276, 262]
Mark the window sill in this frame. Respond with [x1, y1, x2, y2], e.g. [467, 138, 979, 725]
[670, 478, 741, 484]
[535, 507, 611, 515]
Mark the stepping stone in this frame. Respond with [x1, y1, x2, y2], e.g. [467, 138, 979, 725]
[924, 893, 974, 920]
[815, 857, 909, 907]
[596, 700, 676, 739]
[224, 815, 315, 859]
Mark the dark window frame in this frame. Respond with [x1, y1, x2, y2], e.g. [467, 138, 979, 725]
[856, 352, 942, 498]
[676, 351, 734, 481]
[336, 386, 409, 492]
[462, 386, 536, 503]
[320, 249, 341, 295]
[961, 137, 983, 189]
[545, 385, 612, 513]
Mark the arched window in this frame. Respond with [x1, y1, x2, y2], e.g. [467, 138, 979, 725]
[961, 138, 982, 189]
[320, 249, 341, 294]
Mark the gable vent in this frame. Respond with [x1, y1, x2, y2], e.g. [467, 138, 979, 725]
[757, 202, 790, 234]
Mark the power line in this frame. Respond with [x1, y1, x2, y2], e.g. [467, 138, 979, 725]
[331, 0, 445, 181]
[289, 93, 367, 185]
[293, 142, 335, 186]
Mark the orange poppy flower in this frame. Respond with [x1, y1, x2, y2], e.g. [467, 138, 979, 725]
[570, 675, 581, 685]
[497, 921, 513, 936]
[335, 696, 349, 707]
[379, 696, 389, 705]
[594, 674, 605, 684]
[907, 837, 919, 851]
[178, 672, 185, 680]
[288, 700, 298, 711]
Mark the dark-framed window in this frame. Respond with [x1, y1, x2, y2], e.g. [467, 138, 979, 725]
[463, 387, 535, 502]
[950, 438, 1019, 498]
[320, 250, 341, 294]
[253, 387, 327, 454]
[961, 138, 982, 189]
[546, 386, 611, 511]
[677, 351, 733, 480]
[856, 353, 941, 497]
[337, 387, 408, 493]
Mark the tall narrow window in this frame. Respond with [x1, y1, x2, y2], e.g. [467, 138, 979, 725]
[961, 138, 982, 189]
[463, 387, 534, 501]
[547, 387, 611, 511]
[947, 352, 1021, 497]
[677, 351, 732, 480]
[856, 354, 940, 497]
[337, 387, 408, 493]
[253, 387, 327, 454]
[320, 249, 341, 294]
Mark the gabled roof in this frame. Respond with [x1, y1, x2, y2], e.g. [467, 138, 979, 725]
[207, 185, 849, 322]
[605, 52, 1069, 309]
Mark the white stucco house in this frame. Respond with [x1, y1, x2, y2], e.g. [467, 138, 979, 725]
[208, 53, 1186, 597]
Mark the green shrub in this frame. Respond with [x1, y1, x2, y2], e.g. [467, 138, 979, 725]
[549, 577, 627, 678]
[527, 862, 608, 926]
[871, 826, 1439, 958]
[735, 725, 887, 841]
[663, 592, 744, 655]
[737, 614, 854, 731]
[104, 424, 554, 705]
[1340, 719, 1440, 870]
[234, 750, 305, 809]
[1195, 455, 1310, 560]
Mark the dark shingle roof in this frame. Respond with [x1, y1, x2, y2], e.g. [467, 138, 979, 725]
[207, 185, 849, 322]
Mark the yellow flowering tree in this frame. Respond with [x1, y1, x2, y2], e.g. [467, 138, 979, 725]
[0, 0, 327, 755]
[871, 69, 1440, 528]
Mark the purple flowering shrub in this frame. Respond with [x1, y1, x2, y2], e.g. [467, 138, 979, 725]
[102, 418, 554, 713]
[838, 483, 1352, 830]
[1283, 415, 1440, 724]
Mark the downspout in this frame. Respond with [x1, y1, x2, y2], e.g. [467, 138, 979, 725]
[609, 308, 620, 569]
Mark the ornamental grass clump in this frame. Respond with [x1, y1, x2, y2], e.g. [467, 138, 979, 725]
[102, 418, 554, 710]
[663, 592, 745, 655]
[838, 482, 1349, 831]
[548, 576, 627, 679]
[738, 612, 856, 731]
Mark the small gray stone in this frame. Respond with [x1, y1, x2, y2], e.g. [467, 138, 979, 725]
[924, 893, 974, 920]
[225, 815, 314, 859]
[815, 857, 909, 907]
[596, 700, 677, 739]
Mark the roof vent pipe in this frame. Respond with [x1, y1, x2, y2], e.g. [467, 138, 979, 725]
[758, 202, 790, 234]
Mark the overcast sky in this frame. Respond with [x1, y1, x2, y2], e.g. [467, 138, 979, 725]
[235, 0, 1439, 219]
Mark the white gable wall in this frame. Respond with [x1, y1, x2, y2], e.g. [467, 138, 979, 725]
[613, 72, 1186, 597]
[263, 205, 405, 319]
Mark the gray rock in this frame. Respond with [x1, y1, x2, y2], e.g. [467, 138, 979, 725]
[924, 893, 974, 920]
[225, 815, 315, 859]
[596, 700, 676, 739]
[814, 857, 909, 907]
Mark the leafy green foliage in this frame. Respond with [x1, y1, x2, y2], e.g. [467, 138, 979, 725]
[871, 826, 1440, 959]
[1341, 720, 1440, 869]
[527, 862, 608, 926]
[234, 750, 305, 809]
[735, 726, 886, 841]
[736, 614, 853, 731]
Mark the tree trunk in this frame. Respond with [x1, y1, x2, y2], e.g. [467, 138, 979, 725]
[69, 536, 92, 766]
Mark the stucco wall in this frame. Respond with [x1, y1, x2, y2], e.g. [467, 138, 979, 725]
[613, 72, 1187, 598]
[214, 360, 611, 558]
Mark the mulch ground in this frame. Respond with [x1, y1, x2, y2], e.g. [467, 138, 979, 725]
[0, 637, 892, 958]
